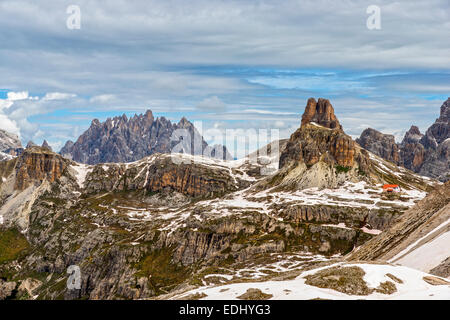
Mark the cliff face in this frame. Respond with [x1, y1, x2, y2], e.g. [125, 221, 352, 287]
[280, 124, 356, 169]
[301, 98, 342, 130]
[276, 98, 369, 191]
[60, 110, 231, 165]
[14, 147, 67, 190]
[357, 98, 450, 181]
[356, 128, 400, 165]
[82, 154, 249, 198]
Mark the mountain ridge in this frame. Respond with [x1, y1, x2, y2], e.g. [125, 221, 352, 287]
[59, 110, 232, 164]
[357, 98, 450, 182]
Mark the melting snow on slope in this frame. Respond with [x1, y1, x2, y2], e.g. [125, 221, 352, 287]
[71, 163, 93, 188]
[395, 231, 450, 273]
[389, 219, 450, 263]
[176, 263, 450, 300]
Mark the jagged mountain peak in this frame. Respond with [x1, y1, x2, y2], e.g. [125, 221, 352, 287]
[439, 97, 450, 120]
[407, 125, 422, 136]
[178, 116, 191, 127]
[59, 109, 230, 164]
[301, 97, 342, 130]
[41, 140, 52, 151]
[280, 98, 356, 173]
[267, 98, 436, 191]
[358, 98, 449, 182]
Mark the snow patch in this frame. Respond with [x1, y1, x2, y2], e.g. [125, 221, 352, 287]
[71, 163, 93, 188]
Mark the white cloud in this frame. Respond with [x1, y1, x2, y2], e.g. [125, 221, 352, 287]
[242, 109, 297, 115]
[0, 114, 20, 136]
[89, 94, 116, 103]
[274, 120, 285, 128]
[0, 99, 14, 111]
[0, 91, 78, 144]
[0, 1, 447, 149]
[43, 92, 76, 100]
[7, 91, 29, 101]
[196, 96, 226, 112]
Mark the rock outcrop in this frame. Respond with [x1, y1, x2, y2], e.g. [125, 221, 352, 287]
[83, 154, 249, 198]
[14, 147, 67, 190]
[357, 98, 450, 181]
[301, 98, 342, 130]
[356, 128, 400, 165]
[280, 123, 356, 169]
[399, 125, 426, 172]
[268, 98, 434, 191]
[60, 110, 231, 164]
[281, 98, 353, 169]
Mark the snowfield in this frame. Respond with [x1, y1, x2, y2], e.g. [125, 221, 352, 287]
[70, 163, 93, 188]
[174, 263, 450, 300]
[389, 218, 450, 273]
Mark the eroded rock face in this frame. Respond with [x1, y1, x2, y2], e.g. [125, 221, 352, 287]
[14, 147, 67, 190]
[356, 128, 400, 165]
[84, 155, 248, 198]
[426, 98, 450, 145]
[60, 110, 231, 164]
[358, 98, 449, 181]
[280, 98, 355, 169]
[301, 98, 342, 130]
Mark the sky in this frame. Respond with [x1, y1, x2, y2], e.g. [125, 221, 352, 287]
[0, 0, 449, 155]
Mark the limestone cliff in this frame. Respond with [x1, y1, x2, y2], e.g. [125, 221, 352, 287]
[14, 147, 67, 191]
[356, 128, 400, 165]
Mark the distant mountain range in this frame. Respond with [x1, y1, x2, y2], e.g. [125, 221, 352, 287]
[357, 97, 449, 182]
[59, 110, 232, 164]
[1, 99, 448, 182]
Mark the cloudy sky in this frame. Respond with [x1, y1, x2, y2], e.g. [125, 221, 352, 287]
[0, 0, 449, 154]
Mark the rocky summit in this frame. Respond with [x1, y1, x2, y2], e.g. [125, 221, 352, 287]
[357, 98, 450, 181]
[356, 128, 400, 165]
[0, 129, 23, 160]
[301, 98, 342, 130]
[0, 98, 446, 301]
[0, 129, 22, 152]
[60, 110, 231, 165]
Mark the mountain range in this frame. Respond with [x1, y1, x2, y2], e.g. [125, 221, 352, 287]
[0, 98, 448, 300]
[357, 98, 449, 182]
[59, 110, 232, 164]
